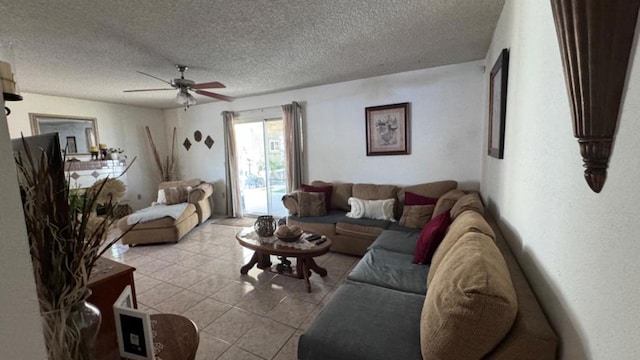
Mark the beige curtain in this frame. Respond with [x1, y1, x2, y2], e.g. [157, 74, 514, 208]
[222, 111, 243, 217]
[282, 102, 304, 192]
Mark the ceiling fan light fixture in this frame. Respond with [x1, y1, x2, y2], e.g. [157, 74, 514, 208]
[176, 89, 196, 109]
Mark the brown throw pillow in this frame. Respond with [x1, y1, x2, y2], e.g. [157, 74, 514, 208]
[164, 186, 188, 205]
[421, 232, 517, 360]
[297, 191, 327, 217]
[399, 205, 435, 228]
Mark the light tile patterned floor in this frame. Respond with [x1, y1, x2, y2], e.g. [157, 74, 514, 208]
[102, 219, 359, 360]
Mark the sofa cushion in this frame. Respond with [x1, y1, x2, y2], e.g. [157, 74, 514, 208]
[399, 204, 435, 228]
[432, 189, 466, 217]
[336, 221, 386, 240]
[301, 184, 333, 212]
[297, 192, 327, 217]
[346, 197, 395, 221]
[348, 248, 429, 294]
[413, 211, 451, 264]
[428, 210, 495, 286]
[352, 183, 398, 200]
[288, 210, 346, 224]
[298, 281, 425, 360]
[311, 180, 353, 211]
[420, 232, 517, 360]
[368, 229, 420, 254]
[450, 192, 485, 220]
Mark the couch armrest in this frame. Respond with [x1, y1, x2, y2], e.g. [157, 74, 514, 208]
[282, 191, 300, 215]
[188, 182, 214, 203]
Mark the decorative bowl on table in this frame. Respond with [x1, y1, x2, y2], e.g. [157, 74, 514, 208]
[275, 224, 303, 242]
[276, 234, 302, 243]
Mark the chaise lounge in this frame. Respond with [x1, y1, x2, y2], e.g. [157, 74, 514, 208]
[117, 178, 214, 246]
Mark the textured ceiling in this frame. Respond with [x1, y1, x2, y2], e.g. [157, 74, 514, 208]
[0, 0, 505, 109]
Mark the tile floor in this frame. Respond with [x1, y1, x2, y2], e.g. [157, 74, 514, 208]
[103, 219, 359, 360]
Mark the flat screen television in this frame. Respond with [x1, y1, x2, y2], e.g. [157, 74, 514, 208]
[11, 133, 66, 201]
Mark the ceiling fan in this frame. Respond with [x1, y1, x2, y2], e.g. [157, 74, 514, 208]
[124, 65, 233, 109]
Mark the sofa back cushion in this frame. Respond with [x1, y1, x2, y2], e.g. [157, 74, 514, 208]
[432, 189, 466, 217]
[427, 210, 495, 286]
[420, 232, 518, 360]
[159, 178, 202, 190]
[352, 183, 398, 201]
[311, 181, 353, 211]
[450, 192, 485, 220]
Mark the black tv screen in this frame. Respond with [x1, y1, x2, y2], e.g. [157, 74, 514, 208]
[12, 133, 66, 198]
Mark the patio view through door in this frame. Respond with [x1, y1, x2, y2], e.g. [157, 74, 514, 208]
[235, 118, 287, 217]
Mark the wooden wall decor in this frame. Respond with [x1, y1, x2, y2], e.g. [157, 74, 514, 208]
[550, 0, 640, 193]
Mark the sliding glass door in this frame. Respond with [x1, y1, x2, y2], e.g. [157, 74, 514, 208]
[235, 118, 287, 217]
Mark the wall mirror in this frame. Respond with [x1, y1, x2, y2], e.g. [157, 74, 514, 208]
[29, 113, 98, 155]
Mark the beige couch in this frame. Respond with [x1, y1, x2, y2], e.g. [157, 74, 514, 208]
[283, 180, 458, 255]
[118, 178, 214, 245]
[298, 192, 558, 359]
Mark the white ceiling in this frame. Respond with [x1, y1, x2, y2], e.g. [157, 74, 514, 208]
[0, 0, 505, 109]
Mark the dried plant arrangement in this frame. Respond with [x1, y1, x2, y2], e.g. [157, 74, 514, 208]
[14, 137, 137, 359]
[146, 125, 178, 181]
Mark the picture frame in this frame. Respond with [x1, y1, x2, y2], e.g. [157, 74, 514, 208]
[113, 286, 155, 360]
[488, 48, 509, 159]
[66, 136, 77, 153]
[365, 102, 410, 156]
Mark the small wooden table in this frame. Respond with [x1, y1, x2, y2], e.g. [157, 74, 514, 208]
[236, 228, 331, 292]
[149, 314, 199, 360]
[89, 258, 136, 360]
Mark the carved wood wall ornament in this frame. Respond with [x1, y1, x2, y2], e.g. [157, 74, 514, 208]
[550, 0, 640, 193]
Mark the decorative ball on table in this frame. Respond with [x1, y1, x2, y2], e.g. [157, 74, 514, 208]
[275, 224, 303, 242]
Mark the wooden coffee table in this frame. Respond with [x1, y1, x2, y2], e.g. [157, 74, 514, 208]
[236, 228, 331, 292]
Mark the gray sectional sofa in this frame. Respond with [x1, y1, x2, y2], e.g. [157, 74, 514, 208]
[297, 192, 559, 360]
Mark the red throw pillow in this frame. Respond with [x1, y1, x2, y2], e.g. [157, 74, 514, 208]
[405, 191, 438, 206]
[413, 211, 451, 264]
[301, 184, 333, 212]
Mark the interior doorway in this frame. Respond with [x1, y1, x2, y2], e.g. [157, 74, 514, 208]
[235, 118, 287, 217]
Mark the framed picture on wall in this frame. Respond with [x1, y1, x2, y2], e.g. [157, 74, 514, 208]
[365, 102, 410, 156]
[488, 48, 509, 159]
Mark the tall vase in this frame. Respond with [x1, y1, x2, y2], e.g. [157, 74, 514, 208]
[41, 296, 102, 360]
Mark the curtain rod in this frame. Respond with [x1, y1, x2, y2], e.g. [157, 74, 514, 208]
[233, 105, 282, 114]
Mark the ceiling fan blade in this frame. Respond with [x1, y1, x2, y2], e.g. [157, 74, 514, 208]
[137, 71, 173, 85]
[192, 81, 226, 89]
[195, 90, 234, 102]
[123, 88, 174, 93]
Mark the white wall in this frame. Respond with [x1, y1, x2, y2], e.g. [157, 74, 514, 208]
[165, 61, 485, 214]
[6, 93, 168, 210]
[0, 97, 47, 358]
[482, 1, 640, 359]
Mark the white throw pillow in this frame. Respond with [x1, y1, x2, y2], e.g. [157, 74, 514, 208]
[156, 189, 167, 204]
[346, 197, 396, 221]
